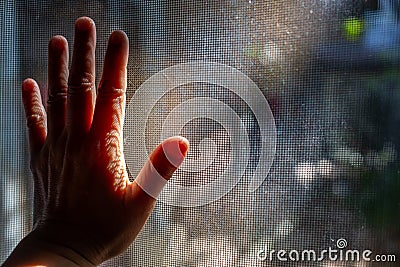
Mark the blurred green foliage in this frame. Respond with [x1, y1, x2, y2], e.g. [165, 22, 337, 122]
[357, 166, 400, 228]
[343, 17, 365, 41]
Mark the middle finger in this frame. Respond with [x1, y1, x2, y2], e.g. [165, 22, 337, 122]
[66, 17, 96, 137]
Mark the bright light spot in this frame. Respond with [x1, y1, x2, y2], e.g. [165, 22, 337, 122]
[260, 41, 283, 66]
[321, 262, 348, 267]
[365, 142, 397, 170]
[333, 147, 363, 167]
[365, 151, 385, 170]
[381, 142, 398, 163]
[239, 255, 264, 267]
[354, 261, 370, 267]
[274, 219, 294, 237]
[316, 159, 333, 177]
[193, 237, 237, 267]
[295, 162, 316, 188]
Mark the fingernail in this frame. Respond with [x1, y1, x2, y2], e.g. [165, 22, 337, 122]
[178, 136, 189, 156]
[162, 136, 189, 168]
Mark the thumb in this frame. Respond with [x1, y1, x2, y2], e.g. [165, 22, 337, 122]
[130, 136, 189, 201]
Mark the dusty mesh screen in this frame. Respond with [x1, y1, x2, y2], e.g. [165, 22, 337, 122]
[1, 0, 399, 266]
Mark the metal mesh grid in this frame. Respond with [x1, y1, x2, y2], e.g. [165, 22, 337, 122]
[1, 1, 399, 266]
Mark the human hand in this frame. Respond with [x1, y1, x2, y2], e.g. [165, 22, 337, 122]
[4, 17, 188, 266]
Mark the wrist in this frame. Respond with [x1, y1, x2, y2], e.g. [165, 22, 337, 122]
[32, 219, 105, 266]
[3, 231, 95, 267]
[4, 220, 105, 266]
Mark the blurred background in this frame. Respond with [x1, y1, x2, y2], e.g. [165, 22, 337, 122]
[1, 0, 399, 266]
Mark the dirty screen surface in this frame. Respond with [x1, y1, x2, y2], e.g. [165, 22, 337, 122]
[1, 1, 399, 266]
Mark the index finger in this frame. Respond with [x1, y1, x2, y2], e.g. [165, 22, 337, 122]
[91, 30, 128, 139]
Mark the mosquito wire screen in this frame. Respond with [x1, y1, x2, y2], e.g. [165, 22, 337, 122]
[1, 0, 399, 266]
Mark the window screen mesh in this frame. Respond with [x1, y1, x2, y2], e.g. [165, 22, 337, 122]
[1, 0, 399, 266]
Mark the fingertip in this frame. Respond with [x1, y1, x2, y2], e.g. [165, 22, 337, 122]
[175, 136, 190, 157]
[161, 136, 189, 169]
[21, 78, 47, 153]
[75, 16, 95, 32]
[48, 35, 68, 51]
[147, 136, 189, 182]
[22, 78, 38, 92]
[109, 30, 128, 46]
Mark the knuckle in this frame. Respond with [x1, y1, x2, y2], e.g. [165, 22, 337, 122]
[26, 113, 46, 129]
[98, 87, 125, 101]
[98, 80, 125, 99]
[68, 71, 95, 95]
[47, 88, 67, 104]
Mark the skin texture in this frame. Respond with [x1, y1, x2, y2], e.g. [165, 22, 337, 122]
[3, 17, 189, 266]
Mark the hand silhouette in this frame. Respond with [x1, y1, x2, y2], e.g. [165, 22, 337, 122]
[4, 17, 188, 266]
